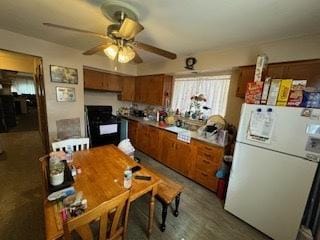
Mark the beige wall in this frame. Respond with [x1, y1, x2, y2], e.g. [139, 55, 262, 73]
[84, 90, 132, 114]
[137, 34, 320, 127]
[0, 29, 137, 143]
[138, 34, 320, 75]
[224, 69, 244, 126]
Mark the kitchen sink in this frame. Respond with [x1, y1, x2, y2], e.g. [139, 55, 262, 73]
[165, 126, 189, 133]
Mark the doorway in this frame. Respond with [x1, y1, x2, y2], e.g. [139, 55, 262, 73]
[0, 49, 49, 152]
[0, 70, 39, 132]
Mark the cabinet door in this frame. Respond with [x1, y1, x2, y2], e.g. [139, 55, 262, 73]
[175, 141, 193, 176]
[266, 63, 286, 79]
[283, 60, 320, 89]
[136, 124, 150, 153]
[148, 127, 162, 160]
[128, 120, 138, 147]
[163, 75, 173, 106]
[146, 75, 164, 105]
[134, 76, 144, 102]
[119, 76, 135, 101]
[236, 66, 255, 98]
[103, 72, 121, 92]
[161, 132, 176, 166]
[84, 69, 103, 90]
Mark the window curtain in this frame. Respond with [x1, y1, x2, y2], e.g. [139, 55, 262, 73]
[11, 79, 36, 95]
[171, 75, 231, 116]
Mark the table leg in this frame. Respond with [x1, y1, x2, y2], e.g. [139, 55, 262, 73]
[148, 187, 157, 237]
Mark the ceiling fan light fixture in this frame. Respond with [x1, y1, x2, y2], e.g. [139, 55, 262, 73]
[104, 44, 119, 60]
[117, 46, 135, 63]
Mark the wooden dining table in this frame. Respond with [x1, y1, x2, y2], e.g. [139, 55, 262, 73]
[43, 145, 160, 240]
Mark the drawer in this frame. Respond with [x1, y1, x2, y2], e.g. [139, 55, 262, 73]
[197, 143, 220, 153]
[194, 169, 218, 191]
[195, 157, 219, 173]
[197, 150, 216, 162]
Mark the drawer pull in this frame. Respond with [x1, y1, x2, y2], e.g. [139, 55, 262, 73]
[205, 146, 212, 151]
[201, 172, 208, 177]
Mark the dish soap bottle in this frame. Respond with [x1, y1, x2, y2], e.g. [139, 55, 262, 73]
[124, 166, 132, 189]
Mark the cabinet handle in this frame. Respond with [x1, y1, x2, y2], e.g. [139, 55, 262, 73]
[201, 172, 208, 177]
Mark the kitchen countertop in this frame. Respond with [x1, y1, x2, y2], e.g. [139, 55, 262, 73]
[120, 115, 226, 148]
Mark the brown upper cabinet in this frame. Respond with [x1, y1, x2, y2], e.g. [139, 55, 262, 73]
[84, 68, 121, 92]
[84, 69, 173, 106]
[135, 74, 173, 106]
[236, 59, 320, 98]
[103, 72, 121, 92]
[118, 76, 135, 101]
[83, 69, 104, 90]
[236, 66, 256, 98]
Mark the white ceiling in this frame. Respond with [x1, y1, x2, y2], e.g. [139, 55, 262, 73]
[0, 0, 319, 63]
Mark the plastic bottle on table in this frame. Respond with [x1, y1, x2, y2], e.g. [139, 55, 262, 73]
[66, 145, 73, 163]
[124, 166, 132, 189]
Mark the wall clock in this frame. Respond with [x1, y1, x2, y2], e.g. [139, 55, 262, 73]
[185, 57, 197, 70]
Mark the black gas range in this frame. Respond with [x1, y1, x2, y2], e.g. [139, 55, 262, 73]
[85, 105, 121, 147]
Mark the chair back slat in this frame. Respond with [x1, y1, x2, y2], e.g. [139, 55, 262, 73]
[63, 191, 130, 240]
[99, 212, 108, 240]
[52, 138, 90, 152]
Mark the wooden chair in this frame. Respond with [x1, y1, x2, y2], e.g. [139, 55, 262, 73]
[52, 138, 90, 152]
[63, 191, 130, 240]
[39, 155, 49, 196]
[141, 165, 183, 232]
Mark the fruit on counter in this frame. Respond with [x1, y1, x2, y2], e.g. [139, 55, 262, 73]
[165, 115, 175, 125]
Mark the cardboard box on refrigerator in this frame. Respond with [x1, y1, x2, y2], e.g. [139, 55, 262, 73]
[287, 80, 307, 107]
[245, 81, 264, 104]
[267, 79, 281, 105]
[277, 79, 293, 106]
[261, 77, 271, 104]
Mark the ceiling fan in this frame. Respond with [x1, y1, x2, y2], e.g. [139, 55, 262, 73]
[43, 0, 177, 64]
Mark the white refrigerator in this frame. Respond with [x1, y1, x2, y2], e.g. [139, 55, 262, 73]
[225, 104, 320, 240]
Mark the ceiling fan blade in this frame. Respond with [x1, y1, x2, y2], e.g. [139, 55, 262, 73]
[82, 44, 111, 55]
[133, 41, 177, 60]
[43, 23, 110, 40]
[132, 50, 143, 64]
[118, 18, 144, 40]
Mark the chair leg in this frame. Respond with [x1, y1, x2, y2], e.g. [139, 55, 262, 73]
[160, 202, 168, 232]
[174, 193, 181, 217]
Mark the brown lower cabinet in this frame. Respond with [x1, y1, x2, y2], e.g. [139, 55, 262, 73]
[128, 120, 224, 191]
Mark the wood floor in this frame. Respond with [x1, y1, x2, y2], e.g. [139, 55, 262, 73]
[127, 151, 271, 240]
[0, 131, 44, 240]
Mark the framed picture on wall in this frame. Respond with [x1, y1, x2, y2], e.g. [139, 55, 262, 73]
[56, 86, 76, 102]
[50, 65, 78, 84]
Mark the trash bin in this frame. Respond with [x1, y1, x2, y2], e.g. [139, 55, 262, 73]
[216, 155, 233, 200]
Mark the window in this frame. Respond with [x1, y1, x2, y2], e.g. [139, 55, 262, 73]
[11, 79, 36, 95]
[171, 74, 231, 116]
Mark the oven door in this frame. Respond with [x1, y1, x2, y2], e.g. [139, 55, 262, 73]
[89, 122, 121, 147]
